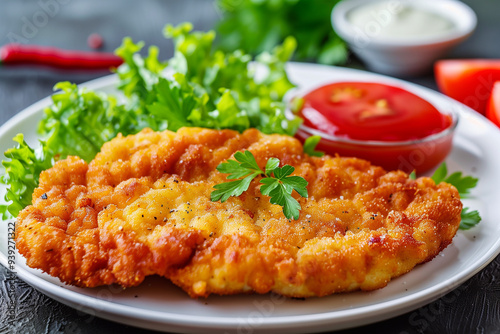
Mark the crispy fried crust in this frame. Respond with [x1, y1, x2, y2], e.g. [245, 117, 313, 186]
[16, 127, 462, 297]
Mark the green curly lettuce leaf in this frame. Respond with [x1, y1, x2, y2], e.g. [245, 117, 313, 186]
[154, 23, 301, 135]
[0, 135, 53, 219]
[115, 37, 168, 109]
[39, 82, 126, 162]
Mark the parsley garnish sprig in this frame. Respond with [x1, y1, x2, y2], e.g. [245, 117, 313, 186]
[303, 135, 325, 157]
[460, 208, 482, 230]
[430, 163, 481, 230]
[431, 163, 478, 197]
[211, 151, 308, 220]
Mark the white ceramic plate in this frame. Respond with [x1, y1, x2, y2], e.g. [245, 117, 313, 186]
[1, 63, 499, 334]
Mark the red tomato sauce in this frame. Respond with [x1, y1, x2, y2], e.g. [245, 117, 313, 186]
[299, 82, 452, 142]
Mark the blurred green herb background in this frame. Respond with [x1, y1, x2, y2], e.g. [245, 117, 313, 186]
[215, 0, 348, 65]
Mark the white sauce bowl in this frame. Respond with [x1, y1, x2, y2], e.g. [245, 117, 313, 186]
[332, 0, 477, 76]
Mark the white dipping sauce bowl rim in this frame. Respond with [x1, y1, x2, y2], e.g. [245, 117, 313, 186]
[332, 0, 477, 48]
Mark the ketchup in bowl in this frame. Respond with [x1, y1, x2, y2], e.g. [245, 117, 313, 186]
[295, 82, 457, 174]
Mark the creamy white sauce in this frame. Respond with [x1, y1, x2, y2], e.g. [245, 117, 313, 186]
[347, 1, 455, 40]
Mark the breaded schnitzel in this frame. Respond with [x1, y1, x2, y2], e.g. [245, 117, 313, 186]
[16, 127, 462, 297]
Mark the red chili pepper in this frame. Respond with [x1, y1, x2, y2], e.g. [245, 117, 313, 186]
[0, 43, 123, 70]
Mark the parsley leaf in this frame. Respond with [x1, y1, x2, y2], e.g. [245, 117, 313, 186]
[460, 208, 482, 230]
[211, 151, 308, 220]
[459, 207, 481, 230]
[431, 163, 481, 230]
[233, 151, 262, 172]
[259, 177, 281, 196]
[211, 174, 259, 203]
[282, 175, 309, 198]
[211, 151, 263, 202]
[265, 158, 280, 176]
[431, 163, 478, 197]
[269, 184, 301, 221]
[444, 172, 478, 197]
[431, 163, 448, 184]
[303, 135, 325, 157]
[260, 164, 308, 220]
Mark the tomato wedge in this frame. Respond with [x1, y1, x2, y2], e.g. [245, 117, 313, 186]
[435, 59, 500, 115]
[486, 81, 500, 128]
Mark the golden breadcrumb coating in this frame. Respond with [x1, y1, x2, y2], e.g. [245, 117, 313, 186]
[16, 127, 462, 297]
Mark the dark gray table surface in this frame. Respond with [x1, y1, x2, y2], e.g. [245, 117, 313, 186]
[0, 1, 499, 333]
